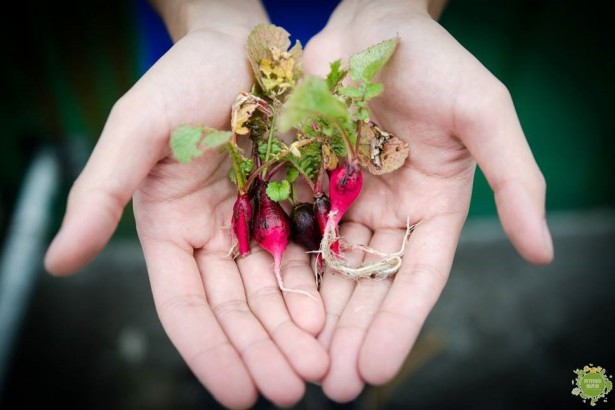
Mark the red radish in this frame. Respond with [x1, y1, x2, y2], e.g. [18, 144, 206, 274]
[328, 160, 363, 224]
[290, 202, 321, 251]
[313, 192, 339, 256]
[231, 193, 252, 257]
[321, 161, 363, 257]
[313, 193, 330, 236]
[253, 182, 315, 299]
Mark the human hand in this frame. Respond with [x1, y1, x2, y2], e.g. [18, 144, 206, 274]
[44, 1, 328, 408]
[303, 0, 554, 401]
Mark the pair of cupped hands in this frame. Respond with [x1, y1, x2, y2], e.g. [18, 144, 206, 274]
[44, 0, 553, 408]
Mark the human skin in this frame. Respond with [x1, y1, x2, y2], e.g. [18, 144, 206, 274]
[43, 0, 553, 407]
[302, 0, 553, 402]
[44, 1, 329, 408]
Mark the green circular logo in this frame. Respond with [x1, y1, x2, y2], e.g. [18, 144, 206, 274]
[572, 364, 613, 406]
[581, 373, 606, 397]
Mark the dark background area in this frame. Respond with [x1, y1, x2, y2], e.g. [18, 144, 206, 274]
[0, 0, 613, 409]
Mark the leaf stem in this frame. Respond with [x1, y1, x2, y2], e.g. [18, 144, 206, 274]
[262, 111, 277, 178]
[245, 137, 318, 193]
[355, 120, 362, 156]
[228, 143, 246, 194]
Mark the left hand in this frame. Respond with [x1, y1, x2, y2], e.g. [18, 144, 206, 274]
[303, 0, 553, 401]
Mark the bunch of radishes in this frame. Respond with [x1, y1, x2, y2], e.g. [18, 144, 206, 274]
[170, 24, 413, 297]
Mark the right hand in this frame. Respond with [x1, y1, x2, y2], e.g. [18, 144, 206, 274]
[45, 18, 328, 410]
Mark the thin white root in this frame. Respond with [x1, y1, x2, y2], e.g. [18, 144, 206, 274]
[227, 239, 239, 259]
[320, 214, 418, 280]
[275, 259, 317, 301]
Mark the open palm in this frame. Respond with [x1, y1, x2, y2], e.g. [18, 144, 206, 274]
[45, 28, 327, 409]
[304, 4, 553, 402]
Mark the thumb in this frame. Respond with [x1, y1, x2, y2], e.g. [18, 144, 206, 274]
[44, 86, 169, 275]
[458, 78, 554, 265]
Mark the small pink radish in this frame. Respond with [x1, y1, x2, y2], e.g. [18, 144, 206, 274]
[322, 161, 363, 256]
[313, 193, 331, 236]
[253, 182, 315, 299]
[231, 193, 252, 257]
[328, 160, 363, 224]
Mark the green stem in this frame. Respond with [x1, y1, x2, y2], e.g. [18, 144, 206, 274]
[245, 137, 318, 193]
[287, 158, 316, 192]
[228, 143, 246, 193]
[331, 118, 356, 162]
[262, 111, 277, 178]
[355, 120, 362, 157]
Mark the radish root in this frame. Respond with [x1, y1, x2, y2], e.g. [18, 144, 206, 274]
[320, 211, 418, 280]
[274, 256, 317, 300]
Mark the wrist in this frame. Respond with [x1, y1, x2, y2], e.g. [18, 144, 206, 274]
[150, 0, 268, 42]
[336, 0, 446, 22]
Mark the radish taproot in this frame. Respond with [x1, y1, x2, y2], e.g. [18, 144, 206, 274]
[231, 193, 253, 257]
[253, 182, 315, 299]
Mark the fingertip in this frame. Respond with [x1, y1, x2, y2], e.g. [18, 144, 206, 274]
[322, 377, 364, 403]
[288, 295, 325, 336]
[321, 332, 365, 403]
[191, 345, 259, 410]
[524, 218, 554, 265]
[43, 231, 84, 277]
[293, 335, 330, 382]
[495, 181, 554, 266]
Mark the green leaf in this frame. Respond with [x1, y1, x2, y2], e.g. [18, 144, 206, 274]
[170, 126, 232, 164]
[202, 130, 232, 148]
[326, 59, 347, 90]
[257, 138, 286, 161]
[349, 37, 399, 81]
[338, 86, 363, 99]
[266, 180, 291, 202]
[357, 107, 370, 121]
[286, 166, 299, 183]
[278, 76, 349, 132]
[364, 82, 384, 100]
[170, 125, 204, 164]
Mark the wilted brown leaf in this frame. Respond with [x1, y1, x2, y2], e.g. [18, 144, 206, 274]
[358, 121, 409, 175]
[230, 92, 272, 136]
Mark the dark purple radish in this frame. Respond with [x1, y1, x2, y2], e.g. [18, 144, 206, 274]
[290, 202, 321, 251]
[231, 193, 252, 257]
[253, 183, 315, 299]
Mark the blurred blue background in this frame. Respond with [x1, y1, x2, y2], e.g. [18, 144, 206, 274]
[0, 0, 613, 409]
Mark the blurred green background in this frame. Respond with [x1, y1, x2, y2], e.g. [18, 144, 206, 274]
[1, 0, 613, 245]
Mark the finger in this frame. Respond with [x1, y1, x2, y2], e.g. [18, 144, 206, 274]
[142, 240, 257, 409]
[236, 245, 328, 382]
[44, 87, 167, 275]
[197, 249, 305, 407]
[358, 214, 462, 385]
[322, 228, 401, 402]
[44, 37, 252, 276]
[317, 222, 372, 350]
[280, 242, 325, 335]
[457, 78, 553, 265]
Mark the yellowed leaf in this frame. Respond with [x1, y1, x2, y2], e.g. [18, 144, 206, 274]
[230, 92, 272, 136]
[247, 24, 303, 97]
